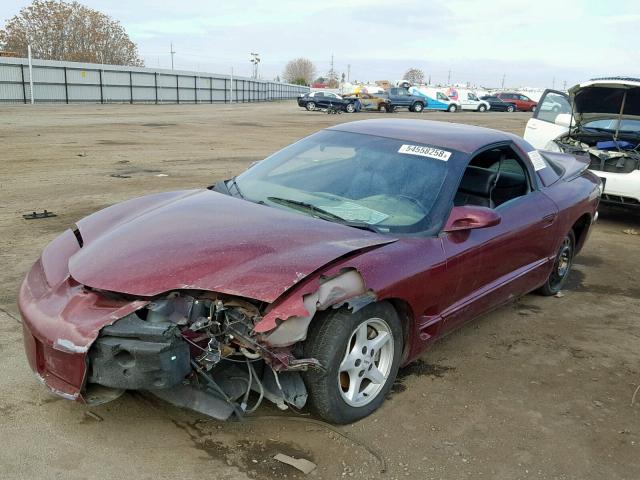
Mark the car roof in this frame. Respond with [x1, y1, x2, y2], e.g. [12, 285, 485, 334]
[326, 119, 518, 154]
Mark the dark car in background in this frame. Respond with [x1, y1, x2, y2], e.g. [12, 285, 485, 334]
[379, 87, 425, 112]
[480, 95, 517, 112]
[496, 92, 537, 111]
[297, 91, 358, 113]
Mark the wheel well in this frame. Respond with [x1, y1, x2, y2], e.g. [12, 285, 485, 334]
[571, 213, 592, 253]
[385, 298, 414, 362]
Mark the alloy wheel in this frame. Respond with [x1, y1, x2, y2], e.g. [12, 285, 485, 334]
[338, 318, 394, 407]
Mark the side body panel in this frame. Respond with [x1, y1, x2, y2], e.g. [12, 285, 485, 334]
[439, 192, 559, 334]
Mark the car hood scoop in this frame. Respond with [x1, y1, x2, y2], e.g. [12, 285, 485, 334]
[69, 190, 395, 302]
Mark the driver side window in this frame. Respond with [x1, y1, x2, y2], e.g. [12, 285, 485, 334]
[454, 146, 531, 209]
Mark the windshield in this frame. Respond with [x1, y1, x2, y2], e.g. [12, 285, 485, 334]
[583, 118, 640, 133]
[234, 130, 453, 234]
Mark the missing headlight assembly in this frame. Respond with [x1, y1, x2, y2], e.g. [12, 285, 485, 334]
[86, 291, 317, 420]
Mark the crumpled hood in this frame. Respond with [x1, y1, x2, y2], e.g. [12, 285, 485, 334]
[69, 189, 395, 302]
[569, 79, 640, 127]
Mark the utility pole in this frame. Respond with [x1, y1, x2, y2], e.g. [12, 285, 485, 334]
[563, 80, 567, 91]
[170, 43, 176, 70]
[347, 64, 351, 82]
[250, 52, 261, 79]
[552, 76, 555, 89]
[428, 74, 431, 86]
[501, 74, 506, 89]
[447, 69, 451, 85]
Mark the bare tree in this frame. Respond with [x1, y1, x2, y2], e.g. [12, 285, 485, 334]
[283, 57, 316, 85]
[403, 68, 425, 85]
[0, 1, 144, 66]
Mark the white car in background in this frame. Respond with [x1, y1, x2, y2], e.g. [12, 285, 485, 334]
[447, 88, 490, 112]
[524, 77, 640, 207]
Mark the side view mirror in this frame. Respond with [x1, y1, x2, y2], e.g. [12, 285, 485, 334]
[554, 113, 572, 127]
[444, 205, 501, 232]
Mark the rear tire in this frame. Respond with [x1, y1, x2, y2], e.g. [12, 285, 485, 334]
[478, 104, 487, 112]
[506, 105, 515, 113]
[447, 104, 458, 112]
[303, 302, 403, 424]
[412, 102, 424, 113]
[537, 230, 575, 296]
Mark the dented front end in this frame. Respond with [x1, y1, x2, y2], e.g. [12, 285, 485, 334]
[19, 227, 375, 418]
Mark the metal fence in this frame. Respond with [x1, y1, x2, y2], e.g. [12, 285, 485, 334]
[0, 57, 309, 104]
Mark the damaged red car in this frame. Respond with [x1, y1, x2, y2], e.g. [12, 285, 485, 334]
[19, 119, 601, 424]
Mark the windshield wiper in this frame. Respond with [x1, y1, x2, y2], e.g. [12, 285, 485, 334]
[267, 196, 380, 233]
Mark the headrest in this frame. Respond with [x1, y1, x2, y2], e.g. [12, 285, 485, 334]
[459, 166, 497, 197]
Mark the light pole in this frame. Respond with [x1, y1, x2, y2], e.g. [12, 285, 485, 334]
[250, 52, 260, 79]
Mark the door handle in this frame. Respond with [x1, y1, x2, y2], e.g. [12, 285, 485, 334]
[528, 125, 537, 130]
[542, 213, 557, 227]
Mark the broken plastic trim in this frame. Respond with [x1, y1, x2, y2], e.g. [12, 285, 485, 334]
[260, 268, 377, 347]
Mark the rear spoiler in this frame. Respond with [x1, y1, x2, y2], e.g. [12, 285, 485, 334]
[540, 150, 590, 181]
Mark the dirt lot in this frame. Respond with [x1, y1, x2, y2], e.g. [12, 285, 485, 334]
[1, 102, 639, 480]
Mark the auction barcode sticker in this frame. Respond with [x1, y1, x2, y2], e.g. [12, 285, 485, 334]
[528, 150, 547, 171]
[398, 144, 452, 161]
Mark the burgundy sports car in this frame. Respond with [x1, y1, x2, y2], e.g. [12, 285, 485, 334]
[19, 119, 601, 424]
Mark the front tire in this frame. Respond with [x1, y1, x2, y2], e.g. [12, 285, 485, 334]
[506, 105, 515, 113]
[447, 104, 458, 112]
[305, 101, 316, 111]
[478, 104, 487, 112]
[537, 230, 575, 296]
[303, 302, 403, 424]
[345, 103, 356, 113]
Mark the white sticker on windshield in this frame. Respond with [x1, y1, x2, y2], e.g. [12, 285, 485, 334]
[528, 150, 547, 171]
[317, 202, 389, 225]
[398, 144, 451, 161]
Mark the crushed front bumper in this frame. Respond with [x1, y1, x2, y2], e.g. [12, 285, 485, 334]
[18, 255, 147, 400]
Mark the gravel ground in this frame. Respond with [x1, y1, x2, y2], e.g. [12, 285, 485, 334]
[0, 102, 638, 480]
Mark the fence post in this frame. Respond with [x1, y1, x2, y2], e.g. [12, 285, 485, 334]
[129, 70, 133, 104]
[194, 74, 198, 104]
[20, 64, 27, 104]
[154, 72, 158, 104]
[210, 77, 213, 104]
[176, 74, 180, 104]
[63, 67, 69, 104]
[99, 68, 104, 104]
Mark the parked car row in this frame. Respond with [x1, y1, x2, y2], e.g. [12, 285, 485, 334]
[298, 87, 538, 114]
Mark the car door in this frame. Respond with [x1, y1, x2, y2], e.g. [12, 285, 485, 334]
[390, 88, 407, 107]
[523, 90, 571, 149]
[439, 144, 559, 334]
[467, 92, 480, 109]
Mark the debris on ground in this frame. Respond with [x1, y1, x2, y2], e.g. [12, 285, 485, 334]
[554, 291, 565, 298]
[623, 228, 638, 235]
[110, 174, 131, 178]
[273, 453, 316, 474]
[22, 210, 56, 220]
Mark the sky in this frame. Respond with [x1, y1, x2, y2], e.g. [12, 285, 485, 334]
[1, 0, 639, 88]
